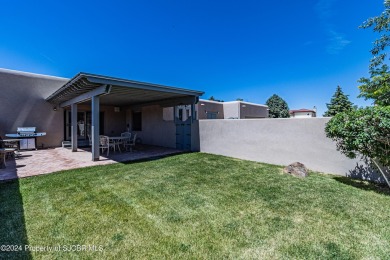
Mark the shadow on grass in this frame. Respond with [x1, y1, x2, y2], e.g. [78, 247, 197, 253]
[119, 151, 187, 165]
[0, 179, 31, 259]
[334, 176, 390, 196]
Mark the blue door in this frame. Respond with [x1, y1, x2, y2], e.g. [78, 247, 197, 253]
[175, 106, 192, 150]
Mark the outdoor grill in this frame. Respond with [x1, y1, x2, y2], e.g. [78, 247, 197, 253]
[5, 127, 46, 150]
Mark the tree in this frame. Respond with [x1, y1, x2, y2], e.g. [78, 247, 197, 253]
[323, 86, 354, 117]
[265, 94, 290, 118]
[209, 96, 224, 102]
[236, 98, 244, 101]
[325, 2, 390, 187]
[325, 106, 390, 187]
[358, 0, 390, 106]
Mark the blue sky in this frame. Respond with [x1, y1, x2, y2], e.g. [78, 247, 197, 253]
[0, 0, 384, 116]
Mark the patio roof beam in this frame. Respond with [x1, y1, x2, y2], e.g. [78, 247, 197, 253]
[85, 76, 202, 96]
[59, 84, 111, 108]
[127, 96, 199, 109]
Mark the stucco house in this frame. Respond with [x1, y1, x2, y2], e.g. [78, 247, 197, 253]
[174, 99, 269, 121]
[289, 107, 317, 118]
[221, 100, 268, 119]
[0, 68, 204, 161]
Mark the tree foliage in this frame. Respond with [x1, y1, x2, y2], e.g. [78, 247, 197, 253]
[323, 86, 354, 117]
[325, 106, 390, 167]
[325, 2, 390, 186]
[358, 0, 390, 106]
[325, 106, 390, 186]
[266, 94, 290, 118]
[209, 96, 224, 102]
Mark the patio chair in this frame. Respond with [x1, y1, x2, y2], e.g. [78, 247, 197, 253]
[121, 132, 131, 138]
[88, 134, 92, 146]
[99, 135, 110, 156]
[124, 133, 137, 152]
[121, 132, 131, 149]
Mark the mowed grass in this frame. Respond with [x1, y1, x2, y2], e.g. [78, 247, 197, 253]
[1, 153, 390, 259]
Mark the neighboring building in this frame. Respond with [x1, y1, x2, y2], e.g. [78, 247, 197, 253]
[289, 107, 317, 118]
[223, 101, 268, 119]
[0, 68, 204, 160]
[195, 99, 268, 120]
[196, 99, 225, 120]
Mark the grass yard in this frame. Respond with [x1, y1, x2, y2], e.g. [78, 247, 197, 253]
[1, 153, 390, 259]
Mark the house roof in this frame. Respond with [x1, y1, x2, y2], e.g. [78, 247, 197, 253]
[46, 72, 204, 107]
[199, 99, 268, 108]
[224, 100, 268, 108]
[0, 68, 68, 81]
[289, 108, 316, 114]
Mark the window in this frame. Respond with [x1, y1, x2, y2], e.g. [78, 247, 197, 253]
[178, 108, 183, 121]
[132, 111, 142, 131]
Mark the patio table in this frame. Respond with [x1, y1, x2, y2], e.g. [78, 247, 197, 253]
[108, 136, 129, 153]
[3, 139, 21, 157]
[3, 139, 21, 149]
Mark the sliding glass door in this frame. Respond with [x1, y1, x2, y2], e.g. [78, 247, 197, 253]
[65, 111, 104, 141]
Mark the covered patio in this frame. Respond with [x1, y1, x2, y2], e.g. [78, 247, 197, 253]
[0, 145, 183, 181]
[46, 73, 204, 161]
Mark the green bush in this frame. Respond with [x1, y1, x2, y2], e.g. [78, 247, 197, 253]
[325, 106, 390, 167]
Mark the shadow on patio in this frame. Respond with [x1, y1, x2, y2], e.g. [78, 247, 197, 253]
[0, 145, 183, 181]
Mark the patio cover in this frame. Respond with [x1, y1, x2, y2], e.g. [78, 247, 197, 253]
[46, 72, 204, 161]
[46, 72, 204, 108]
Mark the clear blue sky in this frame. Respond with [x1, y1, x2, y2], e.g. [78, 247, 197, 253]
[0, 0, 384, 116]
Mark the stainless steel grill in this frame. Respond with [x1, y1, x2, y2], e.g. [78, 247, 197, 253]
[17, 127, 36, 136]
[5, 127, 46, 150]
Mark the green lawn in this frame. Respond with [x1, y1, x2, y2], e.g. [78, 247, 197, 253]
[1, 153, 390, 259]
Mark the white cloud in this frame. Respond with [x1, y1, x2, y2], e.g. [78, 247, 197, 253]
[315, 0, 336, 20]
[315, 0, 350, 54]
[326, 31, 351, 54]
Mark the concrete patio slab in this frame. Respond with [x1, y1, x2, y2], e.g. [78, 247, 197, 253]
[0, 145, 183, 181]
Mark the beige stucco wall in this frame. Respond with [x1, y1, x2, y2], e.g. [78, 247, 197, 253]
[223, 102, 239, 119]
[0, 69, 69, 147]
[199, 118, 382, 182]
[126, 105, 176, 148]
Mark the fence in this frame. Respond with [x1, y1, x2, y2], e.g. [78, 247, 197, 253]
[199, 118, 383, 182]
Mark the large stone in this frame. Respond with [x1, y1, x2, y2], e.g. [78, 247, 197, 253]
[283, 162, 308, 178]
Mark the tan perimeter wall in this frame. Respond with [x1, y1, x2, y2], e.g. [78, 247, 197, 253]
[0, 69, 69, 147]
[199, 118, 383, 182]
